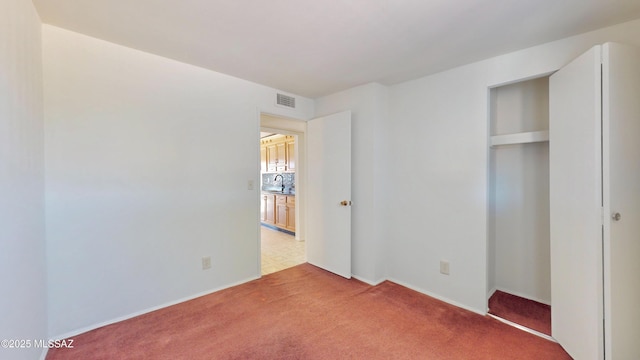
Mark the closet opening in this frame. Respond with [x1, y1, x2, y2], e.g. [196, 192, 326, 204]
[487, 75, 552, 339]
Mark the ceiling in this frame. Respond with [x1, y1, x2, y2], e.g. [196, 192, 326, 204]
[33, 0, 640, 98]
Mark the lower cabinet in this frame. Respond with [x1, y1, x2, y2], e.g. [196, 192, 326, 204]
[285, 196, 295, 232]
[261, 194, 275, 225]
[275, 195, 287, 228]
[262, 193, 295, 233]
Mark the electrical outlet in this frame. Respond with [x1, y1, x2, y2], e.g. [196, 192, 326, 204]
[440, 260, 450, 275]
[202, 256, 212, 270]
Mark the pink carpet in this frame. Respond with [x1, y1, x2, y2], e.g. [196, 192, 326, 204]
[47, 264, 569, 359]
[489, 290, 552, 336]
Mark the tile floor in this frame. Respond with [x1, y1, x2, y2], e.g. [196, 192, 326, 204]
[261, 226, 306, 275]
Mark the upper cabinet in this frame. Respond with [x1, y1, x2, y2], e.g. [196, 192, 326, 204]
[286, 141, 295, 171]
[267, 143, 278, 172]
[260, 135, 295, 173]
[276, 142, 286, 171]
[260, 147, 267, 173]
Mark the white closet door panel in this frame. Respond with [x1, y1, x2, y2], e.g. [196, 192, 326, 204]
[602, 42, 640, 360]
[549, 45, 603, 360]
[306, 111, 352, 279]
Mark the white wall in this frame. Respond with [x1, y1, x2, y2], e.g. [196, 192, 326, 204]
[386, 18, 640, 313]
[0, 1, 47, 359]
[43, 25, 313, 337]
[35, 9, 640, 342]
[314, 83, 389, 284]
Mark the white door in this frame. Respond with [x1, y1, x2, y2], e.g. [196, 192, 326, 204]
[602, 42, 640, 360]
[306, 111, 352, 279]
[549, 45, 604, 359]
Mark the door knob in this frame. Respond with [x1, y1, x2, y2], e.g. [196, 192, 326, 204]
[340, 200, 352, 206]
[612, 212, 621, 221]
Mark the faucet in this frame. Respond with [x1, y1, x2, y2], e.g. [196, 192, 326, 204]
[273, 174, 285, 192]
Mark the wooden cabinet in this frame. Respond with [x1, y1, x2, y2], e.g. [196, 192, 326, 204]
[286, 140, 295, 171]
[275, 195, 287, 228]
[261, 194, 275, 225]
[260, 135, 295, 173]
[266, 145, 277, 172]
[260, 134, 296, 233]
[275, 142, 286, 171]
[275, 195, 295, 232]
[285, 196, 296, 231]
[262, 192, 295, 233]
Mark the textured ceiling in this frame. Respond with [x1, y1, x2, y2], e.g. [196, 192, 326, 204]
[33, 0, 640, 98]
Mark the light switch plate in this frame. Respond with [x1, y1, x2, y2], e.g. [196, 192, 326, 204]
[440, 260, 450, 275]
[202, 256, 212, 270]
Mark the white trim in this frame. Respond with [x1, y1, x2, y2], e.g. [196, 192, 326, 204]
[51, 275, 259, 340]
[352, 274, 386, 286]
[485, 85, 494, 318]
[488, 314, 557, 342]
[258, 112, 307, 246]
[387, 277, 486, 316]
[488, 71, 556, 89]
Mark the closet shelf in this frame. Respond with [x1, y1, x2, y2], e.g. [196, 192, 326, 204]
[490, 130, 549, 147]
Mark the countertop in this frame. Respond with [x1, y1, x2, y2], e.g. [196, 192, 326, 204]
[262, 189, 295, 196]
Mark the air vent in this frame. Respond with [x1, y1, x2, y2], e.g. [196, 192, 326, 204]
[276, 93, 296, 108]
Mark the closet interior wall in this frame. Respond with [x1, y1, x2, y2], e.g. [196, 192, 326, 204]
[488, 76, 551, 305]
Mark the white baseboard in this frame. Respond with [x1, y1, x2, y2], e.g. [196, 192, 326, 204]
[51, 275, 260, 340]
[386, 277, 486, 316]
[488, 314, 556, 342]
[52, 273, 496, 342]
[352, 274, 386, 286]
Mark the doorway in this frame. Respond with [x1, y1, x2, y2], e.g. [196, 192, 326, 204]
[487, 76, 552, 339]
[259, 114, 307, 275]
[258, 110, 353, 279]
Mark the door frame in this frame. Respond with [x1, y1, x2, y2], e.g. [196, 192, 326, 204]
[485, 71, 556, 309]
[258, 112, 307, 274]
[486, 46, 610, 358]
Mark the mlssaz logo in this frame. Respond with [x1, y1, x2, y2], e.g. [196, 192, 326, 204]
[35, 339, 75, 349]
